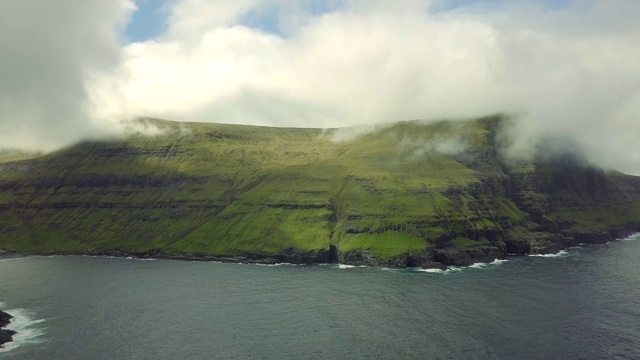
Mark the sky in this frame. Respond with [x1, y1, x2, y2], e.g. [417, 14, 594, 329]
[1, 0, 639, 174]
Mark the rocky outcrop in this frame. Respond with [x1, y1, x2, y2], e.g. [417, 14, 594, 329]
[0, 310, 15, 348]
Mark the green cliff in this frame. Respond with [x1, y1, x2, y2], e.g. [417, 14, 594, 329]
[1, 116, 639, 267]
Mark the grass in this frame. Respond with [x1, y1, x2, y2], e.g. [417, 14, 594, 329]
[338, 231, 431, 257]
[1, 116, 639, 258]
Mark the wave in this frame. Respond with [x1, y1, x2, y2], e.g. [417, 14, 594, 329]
[78, 255, 160, 262]
[337, 264, 368, 269]
[416, 268, 450, 274]
[620, 233, 640, 241]
[0, 306, 45, 354]
[0, 256, 42, 263]
[529, 250, 569, 258]
[254, 262, 298, 267]
[468, 259, 509, 268]
[416, 259, 508, 274]
[416, 266, 465, 274]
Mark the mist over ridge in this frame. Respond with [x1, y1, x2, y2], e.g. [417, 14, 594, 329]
[1, 0, 639, 175]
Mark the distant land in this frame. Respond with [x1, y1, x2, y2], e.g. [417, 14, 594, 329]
[1, 116, 639, 268]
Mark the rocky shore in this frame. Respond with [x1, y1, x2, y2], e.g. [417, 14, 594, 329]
[0, 309, 15, 348]
[325, 222, 640, 268]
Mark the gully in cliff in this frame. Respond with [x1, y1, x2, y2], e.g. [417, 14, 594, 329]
[0, 310, 16, 348]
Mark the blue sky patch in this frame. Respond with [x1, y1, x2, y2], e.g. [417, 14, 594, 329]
[123, 0, 570, 43]
[125, 0, 168, 43]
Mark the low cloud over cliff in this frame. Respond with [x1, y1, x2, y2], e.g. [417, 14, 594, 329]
[1, 0, 639, 174]
[0, 0, 133, 151]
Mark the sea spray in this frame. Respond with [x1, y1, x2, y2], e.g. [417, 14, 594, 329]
[416, 259, 508, 274]
[337, 264, 369, 269]
[620, 233, 640, 241]
[529, 250, 569, 258]
[0, 306, 45, 354]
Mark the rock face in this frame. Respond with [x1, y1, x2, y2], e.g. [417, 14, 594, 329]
[0, 117, 639, 268]
[0, 310, 15, 348]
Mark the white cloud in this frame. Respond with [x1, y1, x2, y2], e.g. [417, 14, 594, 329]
[0, 0, 134, 151]
[403, 135, 470, 160]
[94, 1, 518, 128]
[2, 0, 640, 175]
[165, 0, 263, 39]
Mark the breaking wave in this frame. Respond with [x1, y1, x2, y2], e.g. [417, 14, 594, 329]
[468, 259, 509, 268]
[338, 264, 369, 269]
[620, 233, 640, 241]
[254, 263, 298, 267]
[0, 304, 45, 354]
[529, 250, 569, 258]
[0, 256, 42, 263]
[416, 259, 508, 274]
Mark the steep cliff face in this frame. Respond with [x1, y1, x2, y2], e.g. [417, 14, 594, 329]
[0, 117, 638, 267]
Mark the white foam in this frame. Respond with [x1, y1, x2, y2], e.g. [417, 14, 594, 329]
[0, 256, 41, 263]
[529, 250, 569, 258]
[337, 264, 368, 269]
[418, 268, 446, 273]
[620, 233, 640, 241]
[254, 262, 297, 267]
[416, 266, 464, 274]
[467, 263, 486, 269]
[0, 307, 45, 354]
[79, 255, 119, 259]
[416, 259, 507, 274]
[468, 259, 509, 268]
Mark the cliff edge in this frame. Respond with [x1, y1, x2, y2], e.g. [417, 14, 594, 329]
[1, 116, 638, 268]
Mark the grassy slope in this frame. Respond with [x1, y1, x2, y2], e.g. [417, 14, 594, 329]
[0, 117, 638, 258]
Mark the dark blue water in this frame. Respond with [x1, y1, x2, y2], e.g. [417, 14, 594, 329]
[1, 235, 640, 359]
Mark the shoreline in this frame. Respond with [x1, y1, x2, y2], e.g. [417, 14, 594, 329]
[3, 226, 639, 270]
[0, 310, 15, 348]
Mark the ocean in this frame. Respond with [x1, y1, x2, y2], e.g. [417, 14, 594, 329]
[1, 234, 639, 359]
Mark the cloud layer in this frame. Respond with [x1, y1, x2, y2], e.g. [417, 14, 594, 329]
[95, 0, 519, 128]
[2, 0, 640, 174]
[0, 0, 134, 151]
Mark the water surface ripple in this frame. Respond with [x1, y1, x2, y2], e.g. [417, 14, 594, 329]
[1, 236, 639, 359]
